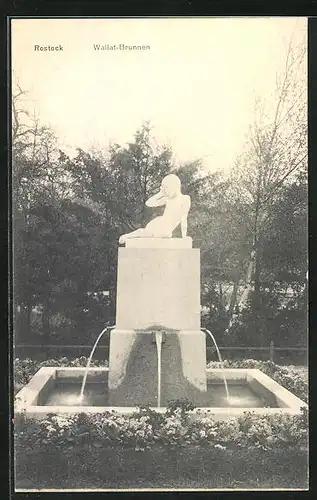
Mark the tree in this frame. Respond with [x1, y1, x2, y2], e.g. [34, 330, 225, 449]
[12, 83, 79, 340]
[67, 122, 173, 230]
[261, 171, 307, 289]
[222, 35, 307, 344]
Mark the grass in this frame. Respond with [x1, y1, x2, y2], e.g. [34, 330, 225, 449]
[15, 446, 308, 490]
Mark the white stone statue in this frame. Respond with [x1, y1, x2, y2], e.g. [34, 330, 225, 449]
[119, 174, 191, 244]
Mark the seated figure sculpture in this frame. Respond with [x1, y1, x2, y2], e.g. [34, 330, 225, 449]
[119, 174, 191, 244]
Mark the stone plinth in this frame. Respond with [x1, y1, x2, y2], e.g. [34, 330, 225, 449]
[108, 329, 207, 406]
[108, 238, 207, 406]
[115, 245, 200, 331]
[125, 236, 192, 249]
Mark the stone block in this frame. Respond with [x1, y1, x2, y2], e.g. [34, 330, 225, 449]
[115, 246, 200, 331]
[125, 237, 193, 249]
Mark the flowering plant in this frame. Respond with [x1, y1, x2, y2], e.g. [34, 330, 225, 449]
[15, 403, 308, 454]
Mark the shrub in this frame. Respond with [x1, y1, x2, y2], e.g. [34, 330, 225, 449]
[237, 409, 308, 451]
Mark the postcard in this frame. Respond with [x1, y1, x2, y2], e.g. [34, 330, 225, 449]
[11, 17, 308, 492]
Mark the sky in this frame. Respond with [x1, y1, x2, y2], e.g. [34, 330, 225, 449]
[11, 17, 307, 173]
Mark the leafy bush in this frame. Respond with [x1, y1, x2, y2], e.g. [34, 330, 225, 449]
[236, 408, 308, 450]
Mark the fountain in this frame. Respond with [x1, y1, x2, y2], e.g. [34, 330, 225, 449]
[15, 174, 307, 420]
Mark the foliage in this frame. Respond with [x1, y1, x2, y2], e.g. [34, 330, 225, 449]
[15, 403, 308, 455]
[226, 288, 307, 349]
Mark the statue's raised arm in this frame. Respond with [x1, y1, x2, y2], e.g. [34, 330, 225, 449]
[119, 174, 191, 245]
[145, 191, 168, 208]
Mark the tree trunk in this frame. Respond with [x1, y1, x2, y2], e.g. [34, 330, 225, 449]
[228, 281, 239, 318]
[26, 301, 32, 339]
[252, 245, 264, 346]
[42, 299, 51, 336]
[218, 283, 223, 310]
[208, 302, 213, 326]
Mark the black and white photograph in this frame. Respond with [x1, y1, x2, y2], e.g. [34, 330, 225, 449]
[11, 17, 308, 491]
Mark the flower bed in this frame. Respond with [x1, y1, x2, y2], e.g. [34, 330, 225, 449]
[15, 403, 308, 490]
[15, 403, 308, 453]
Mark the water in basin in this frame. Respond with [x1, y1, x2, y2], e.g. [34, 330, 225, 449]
[38, 380, 276, 408]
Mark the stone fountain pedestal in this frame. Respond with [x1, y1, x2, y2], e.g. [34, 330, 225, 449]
[108, 237, 207, 406]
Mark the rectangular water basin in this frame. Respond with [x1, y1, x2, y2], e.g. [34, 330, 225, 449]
[15, 367, 307, 421]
